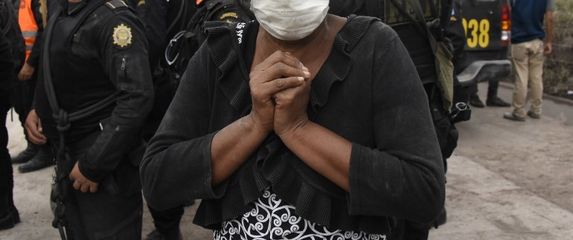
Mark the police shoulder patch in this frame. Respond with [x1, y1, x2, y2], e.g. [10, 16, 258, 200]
[112, 23, 132, 48]
[219, 12, 238, 21]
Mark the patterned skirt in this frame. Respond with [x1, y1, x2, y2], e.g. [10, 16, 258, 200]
[213, 189, 387, 240]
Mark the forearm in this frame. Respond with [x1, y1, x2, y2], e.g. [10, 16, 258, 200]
[79, 91, 153, 182]
[211, 114, 270, 185]
[279, 121, 352, 191]
[545, 11, 554, 44]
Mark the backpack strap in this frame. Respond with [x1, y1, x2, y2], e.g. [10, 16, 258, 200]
[165, 0, 189, 37]
[204, 21, 251, 113]
[363, 0, 384, 19]
[204, 21, 245, 73]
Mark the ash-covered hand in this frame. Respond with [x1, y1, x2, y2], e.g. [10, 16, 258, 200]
[273, 63, 312, 137]
[248, 51, 307, 133]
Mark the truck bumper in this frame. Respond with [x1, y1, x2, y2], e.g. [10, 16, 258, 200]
[457, 60, 512, 87]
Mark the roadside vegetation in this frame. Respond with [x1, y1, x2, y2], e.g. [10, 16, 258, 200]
[544, 0, 573, 99]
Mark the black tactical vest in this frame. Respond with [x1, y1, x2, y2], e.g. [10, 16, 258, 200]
[36, 1, 116, 140]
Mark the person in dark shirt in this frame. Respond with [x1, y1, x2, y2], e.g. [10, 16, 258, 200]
[141, 0, 444, 239]
[503, 0, 554, 121]
[24, 0, 153, 238]
[124, 1, 186, 239]
[0, 0, 23, 230]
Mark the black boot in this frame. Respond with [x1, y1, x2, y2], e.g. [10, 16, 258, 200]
[11, 144, 38, 164]
[18, 146, 54, 173]
[146, 205, 186, 240]
[486, 96, 511, 107]
[469, 94, 485, 108]
[0, 205, 20, 230]
[145, 229, 183, 240]
[433, 208, 447, 228]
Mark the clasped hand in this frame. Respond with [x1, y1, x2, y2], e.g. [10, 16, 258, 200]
[249, 50, 312, 137]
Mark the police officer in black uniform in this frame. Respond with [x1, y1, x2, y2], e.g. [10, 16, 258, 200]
[0, 0, 24, 230]
[126, 0, 186, 239]
[0, 30, 18, 232]
[24, 0, 153, 238]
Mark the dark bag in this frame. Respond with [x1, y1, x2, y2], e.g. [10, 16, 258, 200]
[390, 0, 454, 112]
[164, 0, 253, 80]
[388, 0, 458, 159]
[141, 0, 253, 140]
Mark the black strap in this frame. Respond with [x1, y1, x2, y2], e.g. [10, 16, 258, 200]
[165, 0, 188, 37]
[364, 0, 383, 19]
[440, 0, 452, 30]
[41, 9, 67, 239]
[164, 2, 209, 67]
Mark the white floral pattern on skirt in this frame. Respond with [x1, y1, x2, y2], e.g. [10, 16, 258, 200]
[213, 189, 387, 240]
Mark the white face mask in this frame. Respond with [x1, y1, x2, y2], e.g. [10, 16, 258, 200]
[251, 0, 330, 41]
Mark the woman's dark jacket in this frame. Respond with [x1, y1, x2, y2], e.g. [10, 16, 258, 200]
[141, 16, 445, 235]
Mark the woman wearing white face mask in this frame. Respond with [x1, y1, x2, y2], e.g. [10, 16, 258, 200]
[141, 0, 445, 239]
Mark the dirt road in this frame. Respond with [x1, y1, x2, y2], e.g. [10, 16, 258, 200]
[1, 82, 572, 240]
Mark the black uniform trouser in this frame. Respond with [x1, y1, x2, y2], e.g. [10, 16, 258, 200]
[0, 92, 15, 215]
[470, 79, 500, 100]
[148, 205, 184, 237]
[486, 79, 500, 99]
[144, 70, 186, 238]
[54, 132, 143, 240]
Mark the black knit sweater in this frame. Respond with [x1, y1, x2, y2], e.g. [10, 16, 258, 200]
[141, 16, 445, 235]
